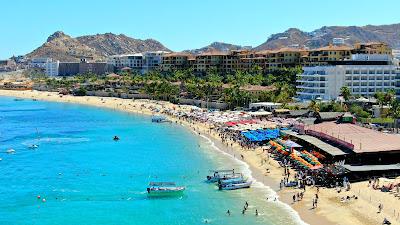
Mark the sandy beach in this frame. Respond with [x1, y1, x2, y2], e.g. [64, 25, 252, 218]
[1, 89, 399, 225]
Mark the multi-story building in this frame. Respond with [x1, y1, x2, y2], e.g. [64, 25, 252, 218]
[0, 59, 17, 72]
[301, 45, 353, 67]
[107, 51, 169, 74]
[29, 58, 59, 76]
[159, 42, 393, 75]
[354, 42, 392, 55]
[58, 59, 110, 76]
[296, 54, 398, 101]
[161, 52, 193, 71]
[193, 51, 227, 73]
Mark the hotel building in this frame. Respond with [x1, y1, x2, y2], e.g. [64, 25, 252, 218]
[107, 51, 169, 74]
[296, 54, 398, 101]
[29, 58, 59, 76]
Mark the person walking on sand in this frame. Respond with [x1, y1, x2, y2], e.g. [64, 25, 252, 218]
[292, 195, 296, 203]
[378, 203, 383, 213]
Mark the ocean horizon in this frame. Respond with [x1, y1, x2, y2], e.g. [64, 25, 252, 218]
[0, 96, 304, 225]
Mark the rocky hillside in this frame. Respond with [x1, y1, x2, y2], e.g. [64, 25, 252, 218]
[185, 42, 250, 54]
[254, 23, 400, 51]
[27, 31, 170, 62]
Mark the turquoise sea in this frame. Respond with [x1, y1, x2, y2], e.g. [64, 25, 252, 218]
[0, 96, 304, 225]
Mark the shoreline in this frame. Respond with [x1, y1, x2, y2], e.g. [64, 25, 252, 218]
[1, 90, 398, 225]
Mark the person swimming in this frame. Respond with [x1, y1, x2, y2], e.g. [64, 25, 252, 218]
[113, 136, 120, 141]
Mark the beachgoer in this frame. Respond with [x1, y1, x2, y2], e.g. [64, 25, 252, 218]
[293, 195, 296, 203]
[226, 210, 230, 216]
[255, 209, 258, 216]
[378, 203, 383, 213]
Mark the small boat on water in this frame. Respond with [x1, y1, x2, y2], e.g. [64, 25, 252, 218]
[6, 149, 15, 154]
[28, 144, 39, 149]
[14, 98, 24, 101]
[219, 180, 252, 190]
[151, 115, 168, 123]
[206, 169, 238, 183]
[147, 182, 185, 197]
[218, 176, 246, 185]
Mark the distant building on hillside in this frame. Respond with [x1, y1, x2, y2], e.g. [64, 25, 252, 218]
[29, 58, 59, 76]
[107, 51, 169, 74]
[0, 59, 17, 72]
[58, 59, 110, 76]
[332, 38, 345, 45]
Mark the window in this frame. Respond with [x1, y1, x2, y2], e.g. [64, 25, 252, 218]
[368, 70, 375, 74]
[368, 76, 375, 80]
[346, 70, 352, 74]
[352, 76, 359, 80]
[361, 70, 368, 74]
[353, 70, 360, 74]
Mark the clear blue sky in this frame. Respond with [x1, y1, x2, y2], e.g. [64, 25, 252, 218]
[1, 0, 399, 59]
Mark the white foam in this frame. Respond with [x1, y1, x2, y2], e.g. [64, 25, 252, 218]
[186, 125, 308, 225]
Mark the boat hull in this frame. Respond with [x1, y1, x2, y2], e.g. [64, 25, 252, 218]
[219, 181, 252, 190]
[147, 189, 185, 197]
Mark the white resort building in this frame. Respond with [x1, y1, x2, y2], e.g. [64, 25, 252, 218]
[296, 54, 399, 101]
[107, 51, 169, 74]
[29, 58, 59, 76]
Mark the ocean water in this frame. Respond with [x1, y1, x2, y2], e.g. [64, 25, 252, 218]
[0, 96, 304, 225]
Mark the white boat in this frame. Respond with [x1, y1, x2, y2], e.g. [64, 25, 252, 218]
[28, 144, 39, 149]
[6, 149, 15, 154]
[219, 180, 252, 190]
[147, 182, 185, 197]
[206, 169, 239, 183]
[218, 176, 246, 185]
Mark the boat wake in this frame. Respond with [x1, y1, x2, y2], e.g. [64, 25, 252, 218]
[22, 137, 90, 146]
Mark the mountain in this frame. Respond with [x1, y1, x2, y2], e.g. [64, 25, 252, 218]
[184, 42, 251, 54]
[254, 23, 400, 51]
[27, 31, 170, 62]
[76, 33, 170, 57]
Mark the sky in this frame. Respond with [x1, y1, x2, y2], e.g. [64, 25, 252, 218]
[1, 0, 400, 59]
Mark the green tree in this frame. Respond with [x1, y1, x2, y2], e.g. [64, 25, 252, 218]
[340, 86, 351, 101]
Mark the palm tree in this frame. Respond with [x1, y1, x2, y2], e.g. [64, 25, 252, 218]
[308, 100, 320, 112]
[340, 86, 351, 101]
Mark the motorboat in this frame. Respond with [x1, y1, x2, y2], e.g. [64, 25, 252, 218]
[218, 176, 246, 185]
[219, 180, 252, 190]
[206, 169, 239, 183]
[147, 182, 185, 197]
[6, 149, 15, 154]
[28, 144, 39, 149]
